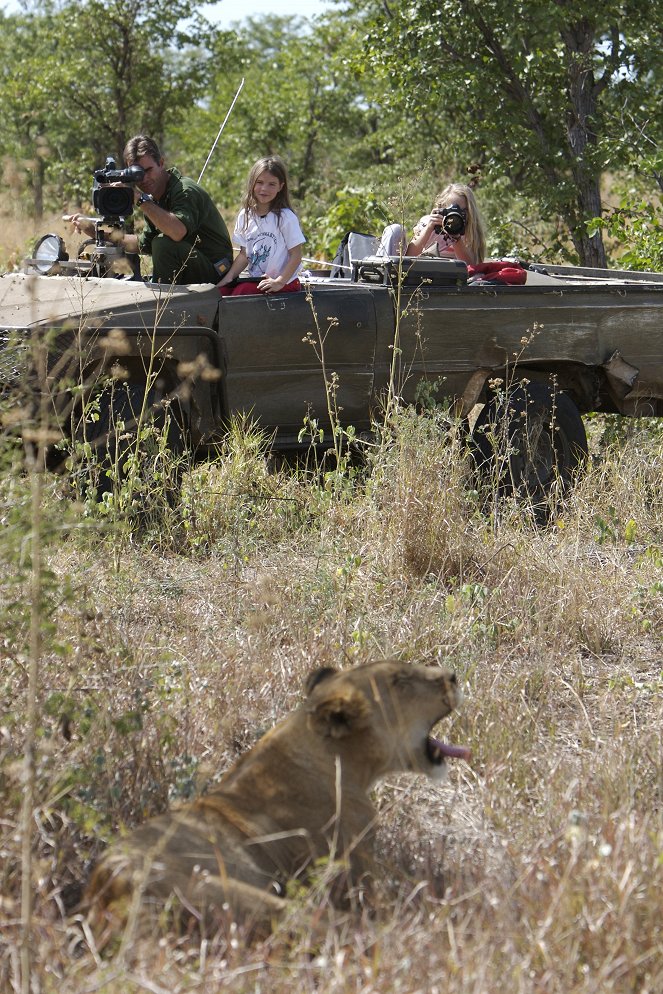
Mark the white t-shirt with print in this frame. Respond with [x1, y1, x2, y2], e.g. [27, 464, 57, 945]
[233, 208, 306, 279]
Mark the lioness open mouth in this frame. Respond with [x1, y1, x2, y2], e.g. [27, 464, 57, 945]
[426, 735, 471, 765]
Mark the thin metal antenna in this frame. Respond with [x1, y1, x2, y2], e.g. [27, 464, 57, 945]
[198, 78, 245, 184]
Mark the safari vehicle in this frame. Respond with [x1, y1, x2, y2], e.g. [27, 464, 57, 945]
[2, 230, 663, 503]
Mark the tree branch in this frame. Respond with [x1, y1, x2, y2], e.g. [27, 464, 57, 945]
[462, 0, 564, 180]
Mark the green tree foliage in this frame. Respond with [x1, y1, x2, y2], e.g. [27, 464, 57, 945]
[1, 0, 661, 266]
[0, 0, 217, 217]
[588, 186, 663, 272]
[0, 5, 65, 218]
[173, 13, 391, 256]
[347, 0, 663, 266]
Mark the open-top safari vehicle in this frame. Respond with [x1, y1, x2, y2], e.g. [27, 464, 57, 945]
[2, 225, 663, 506]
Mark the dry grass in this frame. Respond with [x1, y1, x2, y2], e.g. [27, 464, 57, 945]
[0, 203, 71, 273]
[1, 365, 662, 990]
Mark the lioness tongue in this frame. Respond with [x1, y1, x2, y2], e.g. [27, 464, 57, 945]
[432, 737, 471, 761]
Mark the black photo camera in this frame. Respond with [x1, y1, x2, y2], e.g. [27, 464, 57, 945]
[433, 203, 467, 238]
[92, 157, 145, 220]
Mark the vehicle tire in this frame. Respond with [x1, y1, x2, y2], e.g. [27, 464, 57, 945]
[472, 381, 588, 516]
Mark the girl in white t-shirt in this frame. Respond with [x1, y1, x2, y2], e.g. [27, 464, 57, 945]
[218, 155, 306, 296]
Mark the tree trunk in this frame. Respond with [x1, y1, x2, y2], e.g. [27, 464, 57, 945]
[32, 153, 45, 221]
[563, 20, 607, 267]
[568, 175, 607, 267]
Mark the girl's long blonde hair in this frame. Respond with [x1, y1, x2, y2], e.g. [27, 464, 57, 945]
[434, 183, 486, 264]
[241, 155, 293, 230]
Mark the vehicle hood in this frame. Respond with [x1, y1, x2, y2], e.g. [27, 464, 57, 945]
[0, 272, 220, 331]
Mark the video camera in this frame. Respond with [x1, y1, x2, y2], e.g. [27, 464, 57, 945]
[92, 157, 145, 221]
[433, 203, 467, 238]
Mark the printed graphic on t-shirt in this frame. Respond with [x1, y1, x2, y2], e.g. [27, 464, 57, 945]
[248, 232, 278, 275]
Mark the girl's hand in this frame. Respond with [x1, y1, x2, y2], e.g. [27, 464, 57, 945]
[218, 248, 246, 287]
[415, 213, 445, 237]
[258, 274, 285, 293]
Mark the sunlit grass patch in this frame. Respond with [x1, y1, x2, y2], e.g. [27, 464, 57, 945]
[1, 379, 662, 991]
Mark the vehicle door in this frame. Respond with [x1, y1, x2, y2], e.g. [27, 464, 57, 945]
[217, 286, 378, 445]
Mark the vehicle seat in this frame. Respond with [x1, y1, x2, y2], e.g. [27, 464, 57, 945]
[330, 231, 380, 278]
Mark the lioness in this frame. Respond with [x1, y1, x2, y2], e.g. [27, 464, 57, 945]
[86, 660, 469, 938]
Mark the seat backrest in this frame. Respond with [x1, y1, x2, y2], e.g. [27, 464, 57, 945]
[329, 231, 379, 278]
[348, 231, 380, 264]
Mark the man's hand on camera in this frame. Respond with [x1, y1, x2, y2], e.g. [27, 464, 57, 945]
[63, 214, 96, 238]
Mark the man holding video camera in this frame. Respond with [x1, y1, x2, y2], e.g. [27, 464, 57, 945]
[69, 134, 233, 284]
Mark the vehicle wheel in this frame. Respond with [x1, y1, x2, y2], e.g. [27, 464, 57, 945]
[472, 381, 588, 516]
[76, 381, 187, 508]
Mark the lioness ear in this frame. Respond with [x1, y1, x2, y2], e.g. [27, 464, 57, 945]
[304, 666, 338, 696]
[307, 687, 371, 739]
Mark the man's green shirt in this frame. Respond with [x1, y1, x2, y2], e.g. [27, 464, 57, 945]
[138, 167, 232, 270]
